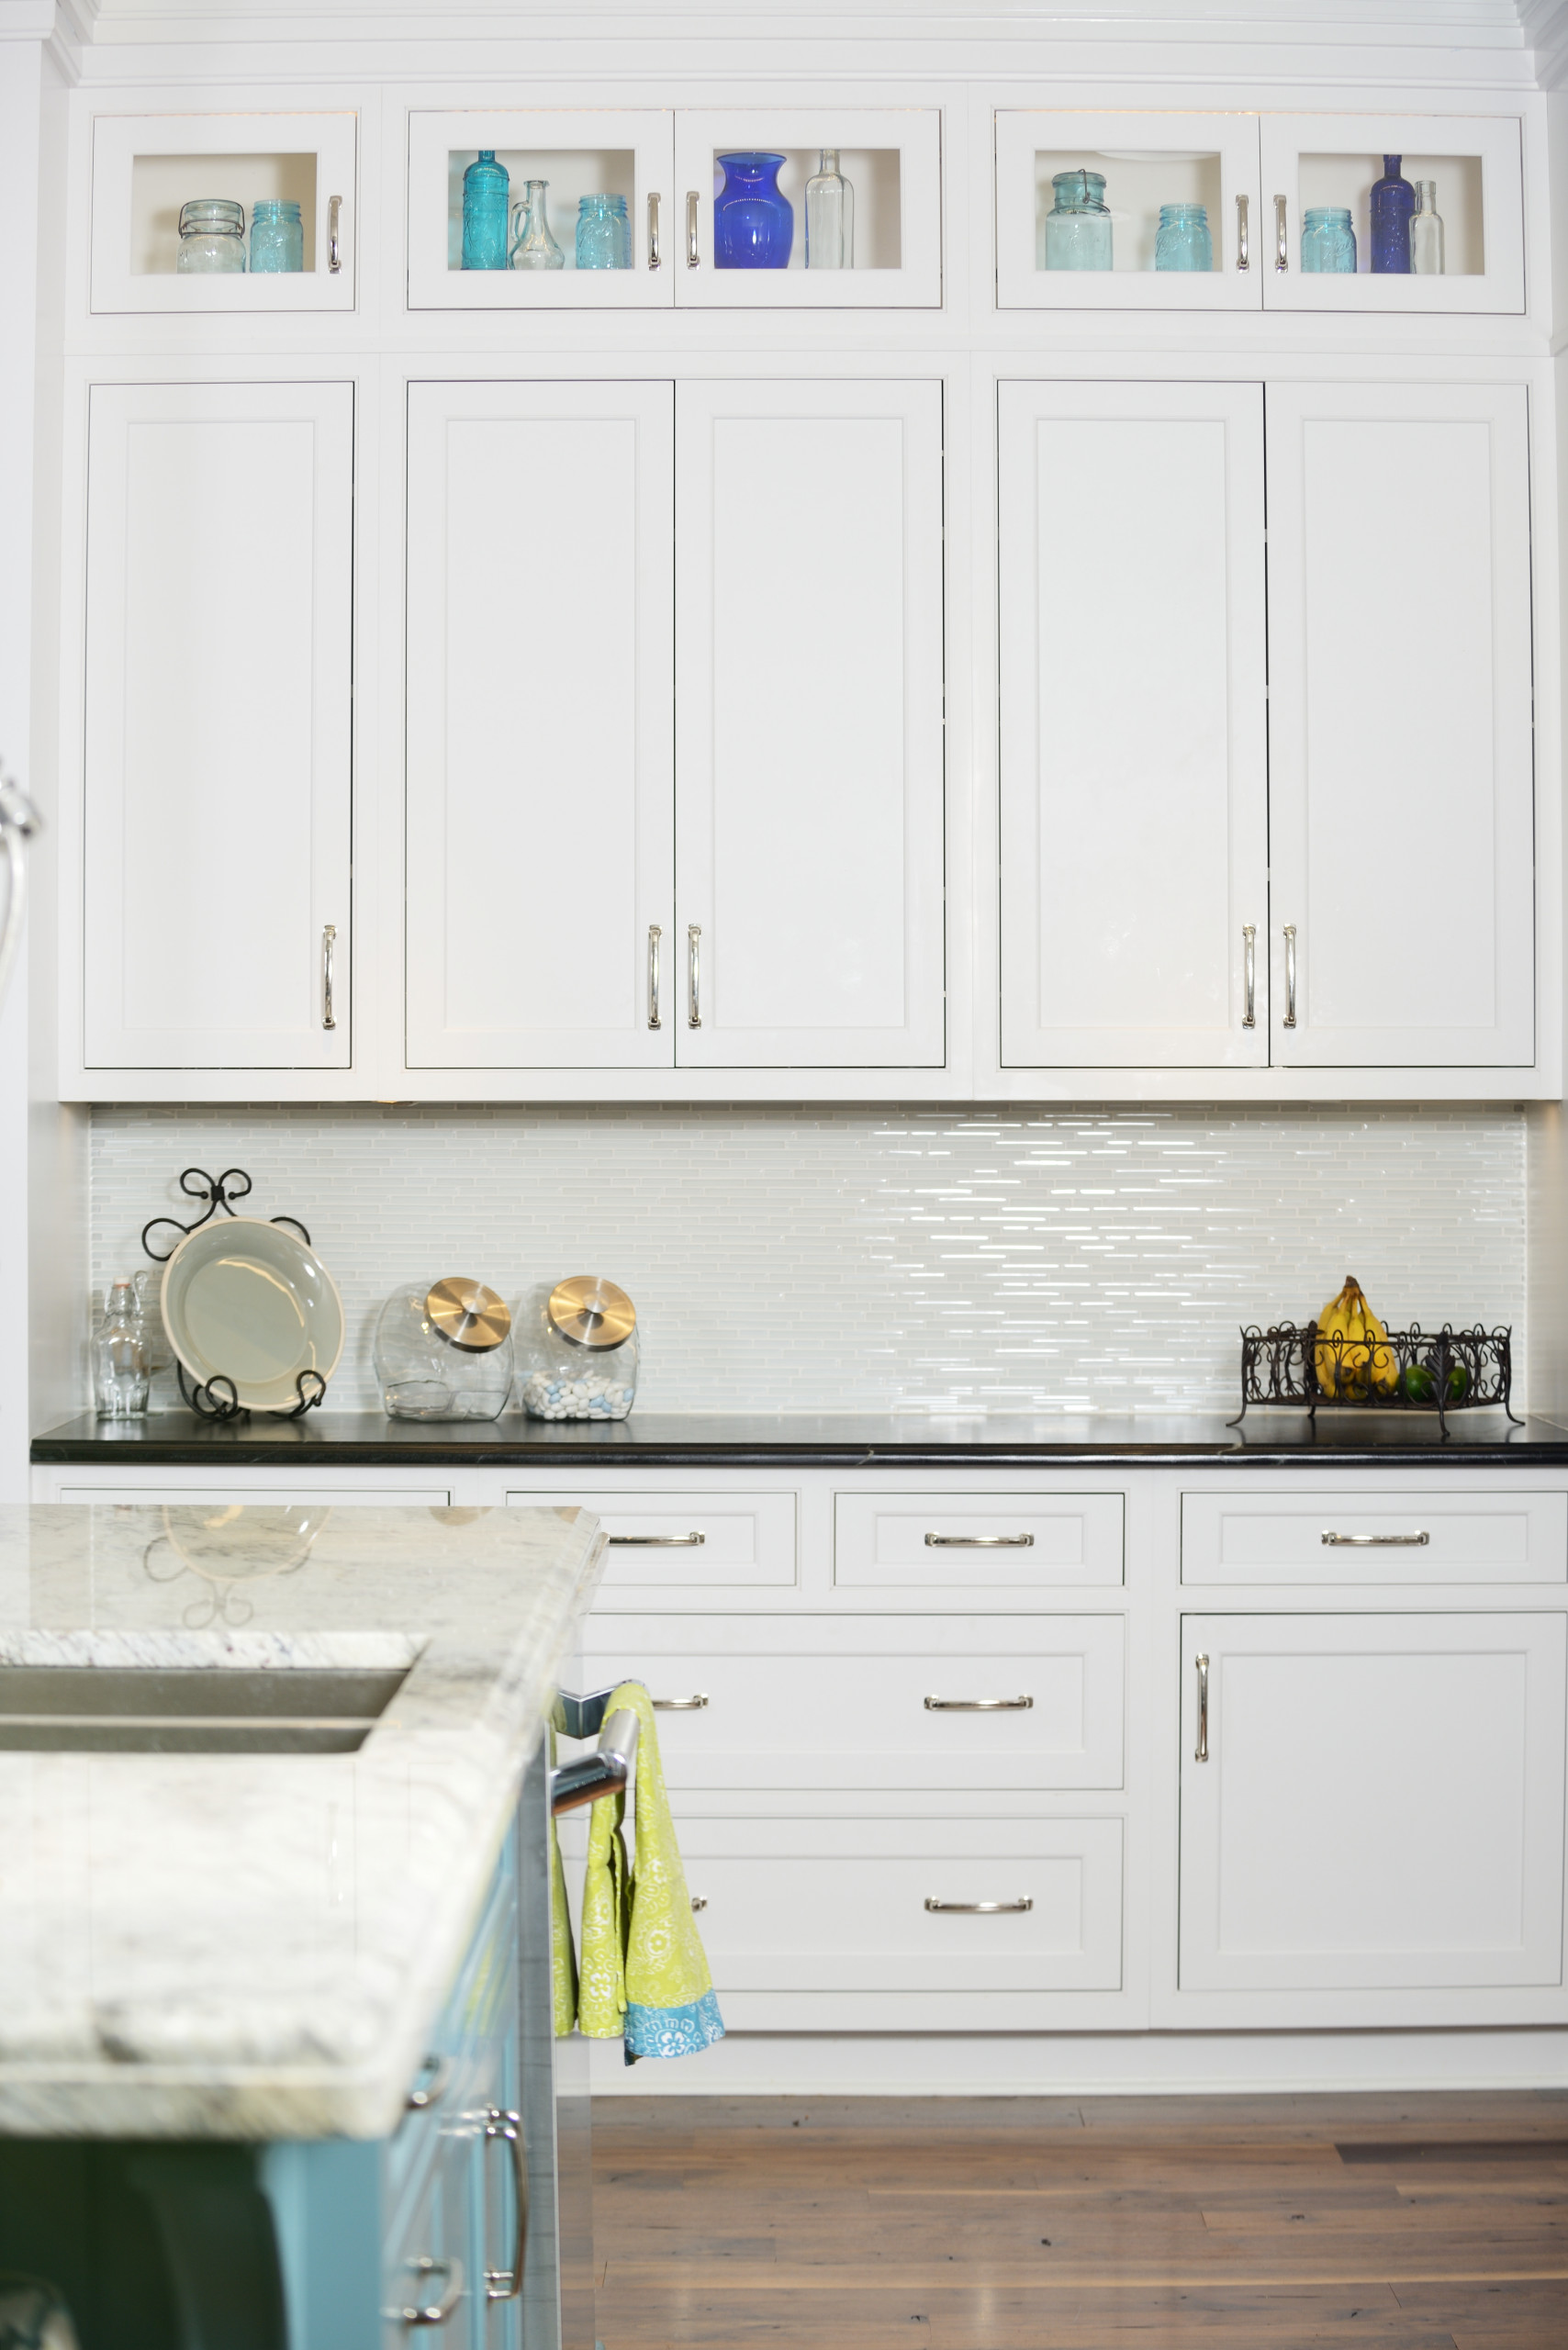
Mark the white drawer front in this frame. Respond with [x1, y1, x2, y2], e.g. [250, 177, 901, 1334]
[1182, 1491, 1568, 1584]
[677, 1818, 1123, 1992]
[509, 1491, 796, 1588]
[834, 1492, 1124, 1588]
[582, 1617, 1125, 1789]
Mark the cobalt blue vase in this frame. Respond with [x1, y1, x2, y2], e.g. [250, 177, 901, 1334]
[1370, 154, 1414, 274]
[713, 152, 793, 269]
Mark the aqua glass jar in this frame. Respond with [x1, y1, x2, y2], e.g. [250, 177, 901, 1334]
[577, 192, 631, 270]
[462, 149, 510, 272]
[176, 199, 246, 274]
[1300, 206, 1357, 274]
[250, 197, 304, 273]
[1040, 169, 1112, 271]
[1154, 202, 1213, 271]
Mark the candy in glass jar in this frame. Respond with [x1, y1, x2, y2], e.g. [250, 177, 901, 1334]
[517, 1276, 638, 1420]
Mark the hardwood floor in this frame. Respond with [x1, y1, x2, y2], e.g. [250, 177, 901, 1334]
[591, 2092, 1568, 2348]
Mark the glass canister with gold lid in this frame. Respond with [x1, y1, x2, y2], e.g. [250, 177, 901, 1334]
[517, 1276, 638, 1420]
[374, 1278, 513, 1420]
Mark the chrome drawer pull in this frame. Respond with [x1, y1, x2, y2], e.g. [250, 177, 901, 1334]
[1236, 190, 1249, 270]
[1242, 923, 1256, 1027]
[608, 1531, 704, 1546]
[483, 2109, 528, 2302]
[1195, 1653, 1209, 1763]
[328, 193, 342, 274]
[1322, 1529, 1430, 1547]
[400, 2255, 464, 2328]
[686, 189, 700, 264]
[404, 2052, 452, 2111]
[688, 922, 702, 1026]
[924, 1695, 1033, 1711]
[653, 1694, 708, 1710]
[321, 923, 337, 1030]
[647, 190, 662, 269]
[647, 923, 662, 1028]
[924, 1532, 1034, 1548]
[1273, 192, 1289, 270]
[1282, 922, 1297, 1027]
[924, 1897, 1033, 1915]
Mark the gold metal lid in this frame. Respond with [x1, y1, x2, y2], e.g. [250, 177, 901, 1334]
[547, 1275, 636, 1351]
[425, 1279, 511, 1354]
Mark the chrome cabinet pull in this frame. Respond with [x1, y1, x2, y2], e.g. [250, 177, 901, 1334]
[482, 2108, 527, 2303]
[400, 2255, 464, 2328]
[1322, 1529, 1430, 1548]
[404, 2052, 452, 2111]
[1194, 1653, 1210, 1763]
[653, 1694, 709, 1710]
[647, 923, 662, 1029]
[328, 194, 342, 274]
[1242, 923, 1256, 1027]
[686, 190, 700, 265]
[321, 923, 337, 1029]
[924, 1695, 1033, 1711]
[1236, 191, 1249, 270]
[608, 1531, 704, 1547]
[1282, 923, 1297, 1028]
[690, 1895, 708, 1910]
[924, 1531, 1034, 1549]
[647, 190, 662, 269]
[1273, 192, 1289, 270]
[924, 1897, 1033, 1915]
[688, 923, 701, 1026]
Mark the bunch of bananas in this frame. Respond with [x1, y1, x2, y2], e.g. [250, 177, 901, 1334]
[1313, 1276, 1399, 1401]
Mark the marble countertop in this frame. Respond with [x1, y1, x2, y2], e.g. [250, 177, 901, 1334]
[0, 1502, 604, 2143]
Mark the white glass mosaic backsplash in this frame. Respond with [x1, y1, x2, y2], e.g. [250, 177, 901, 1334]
[88, 1103, 1525, 1416]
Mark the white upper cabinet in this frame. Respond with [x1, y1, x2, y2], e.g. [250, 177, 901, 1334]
[675, 380, 946, 1068]
[1260, 114, 1525, 313]
[1267, 382, 1535, 1068]
[90, 112, 357, 313]
[995, 112, 1263, 310]
[82, 382, 353, 1070]
[404, 381, 676, 1069]
[999, 381, 1268, 1068]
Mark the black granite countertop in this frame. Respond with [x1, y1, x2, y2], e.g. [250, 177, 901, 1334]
[29, 1410, 1568, 1472]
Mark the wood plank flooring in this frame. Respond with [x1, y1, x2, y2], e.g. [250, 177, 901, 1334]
[591, 2092, 1568, 2348]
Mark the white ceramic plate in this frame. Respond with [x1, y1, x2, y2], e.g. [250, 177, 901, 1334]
[161, 1217, 345, 1412]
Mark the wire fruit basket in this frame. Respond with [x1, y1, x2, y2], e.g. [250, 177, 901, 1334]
[1231, 1322, 1519, 1438]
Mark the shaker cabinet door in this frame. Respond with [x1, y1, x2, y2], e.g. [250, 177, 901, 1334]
[82, 381, 353, 1069]
[405, 380, 676, 1068]
[674, 378, 946, 1067]
[1266, 382, 1535, 1067]
[999, 381, 1269, 1067]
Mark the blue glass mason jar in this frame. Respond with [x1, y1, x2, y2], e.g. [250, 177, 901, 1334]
[1300, 205, 1357, 273]
[1153, 201, 1212, 271]
[462, 149, 510, 272]
[250, 197, 304, 273]
[1040, 168, 1112, 270]
[1370, 154, 1415, 274]
[713, 152, 793, 268]
[577, 192, 631, 270]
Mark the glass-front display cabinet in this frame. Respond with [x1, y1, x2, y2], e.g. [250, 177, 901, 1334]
[89, 111, 358, 311]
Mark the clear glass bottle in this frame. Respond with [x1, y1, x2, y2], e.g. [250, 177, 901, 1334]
[1370, 154, 1415, 274]
[462, 149, 510, 272]
[374, 1280, 513, 1420]
[1153, 201, 1213, 272]
[509, 179, 565, 271]
[805, 150, 854, 270]
[1040, 169, 1112, 272]
[577, 193, 631, 270]
[250, 197, 304, 273]
[1301, 205, 1357, 273]
[1409, 180, 1445, 275]
[94, 1277, 151, 1419]
[516, 1277, 639, 1421]
[176, 199, 246, 274]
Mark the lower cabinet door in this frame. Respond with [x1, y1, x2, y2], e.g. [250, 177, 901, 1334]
[1180, 1612, 1567, 1992]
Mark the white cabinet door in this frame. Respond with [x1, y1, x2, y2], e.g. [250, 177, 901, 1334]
[675, 380, 945, 1067]
[999, 382, 1268, 1067]
[1180, 1613, 1567, 1992]
[1267, 383, 1535, 1068]
[405, 382, 675, 1068]
[83, 382, 353, 1070]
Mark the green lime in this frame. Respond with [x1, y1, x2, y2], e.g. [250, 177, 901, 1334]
[1445, 1361, 1471, 1404]
[1402, 1363, 1436, 1404]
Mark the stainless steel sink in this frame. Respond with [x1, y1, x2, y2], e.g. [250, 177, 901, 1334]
[0, 1665, 410, 1753]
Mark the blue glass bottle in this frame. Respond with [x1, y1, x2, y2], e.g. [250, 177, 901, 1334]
[462, 149, 510, 272]
[1153, 201, 1212, 272]
[577, 192, 631, 270]
[713, 152, 793, 269]
[1300, 206, 1357, 273]
[1040, 169, 1112, 270]
[250, 197, 304, 273]
[1370, 154, 1414, 274]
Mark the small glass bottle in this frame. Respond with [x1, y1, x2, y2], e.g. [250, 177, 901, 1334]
[1300, 206, 1357, 274]
[95, 1277, 151, 1419]
[509, 179, 565, 271]
[805, 150, 854, 270]
[250, 197, 304, 274]
[1370, 154, 1415, 274]
[176, 199, 246, 274]
[1040, 169, 1112, 272]
[577, 193, 631, 270]
[1409, 180, 1445, 275]
[462, 149, 510, 272]
[1153, 201, 1213, 272]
